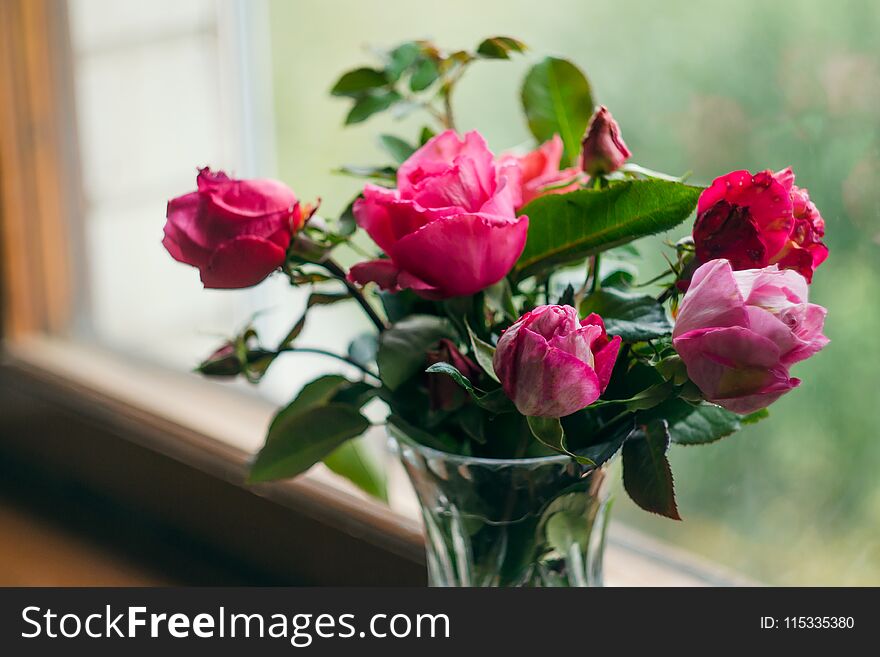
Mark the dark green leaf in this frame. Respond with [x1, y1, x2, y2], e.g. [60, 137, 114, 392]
[322, 437, 387, 501]
[465, 321, 499, 383]
[476, 36, 527, 59]
[250, 404, 370, 483]
[270, 375, 350, 422]
[425, 362, 475, 393]
[410, 57, 440, 91]
[337, 197, 359, 236]
[378, 134, 416, 163]
[419, 125, 436, 145]
[527, 416, 595, 465]
[580, 287, 672, 342]
[331, 67, 389, 97]
[521, 57, 593, 165]
[345, 90, 402, 125]
[515, 180, 703, 279]
[377, 315, 455, 390]
[622, 420, 680, 519]
[642, 398, 753, 445]
[385, 42, 422, 81]
[335, 164, 397, 181]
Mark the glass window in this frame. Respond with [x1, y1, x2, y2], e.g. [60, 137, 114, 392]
[64, 0, 880, 585]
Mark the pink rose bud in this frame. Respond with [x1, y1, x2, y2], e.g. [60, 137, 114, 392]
[348, 130, 528, 299]
[426, 339, 481, 411]
[492, 305, 622, 418]
[500, 134, 583, 208]
[692, 168, 828, 282]
[580, 106, 632, 176]
[163, 168, 303, 289]
[672, 259, 828, 414]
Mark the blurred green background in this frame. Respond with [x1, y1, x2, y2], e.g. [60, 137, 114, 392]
[267, 0, 880, 585]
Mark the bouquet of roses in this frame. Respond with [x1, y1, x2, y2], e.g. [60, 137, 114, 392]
[162, 37, 828, 585]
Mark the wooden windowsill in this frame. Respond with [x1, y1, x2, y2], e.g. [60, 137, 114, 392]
[0, 335, 756, 586]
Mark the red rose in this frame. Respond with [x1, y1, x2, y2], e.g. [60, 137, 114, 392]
[693, 168, 828, 282]
[163, 168, 303, 288]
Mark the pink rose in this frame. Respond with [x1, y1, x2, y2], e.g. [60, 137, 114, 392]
[163, 168, 302, 288]
[672, 259, 828, 414]
[693, 168, 828, 282]
[501, 134, 582, 208]
[580, 106, 631, 176]
[493, 305, 622, 418]
[348, 130, 528, 299]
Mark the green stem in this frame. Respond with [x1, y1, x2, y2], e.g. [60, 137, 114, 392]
[277, 346, 380, 382]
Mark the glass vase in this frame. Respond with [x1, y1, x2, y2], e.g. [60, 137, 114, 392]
[390, 427, 615, 587]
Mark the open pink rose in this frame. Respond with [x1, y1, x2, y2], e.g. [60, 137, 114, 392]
[163, 168, 302, 288]
[501, 134, 582, 208]
[693, 168, 828, 282]
[580, 106, 631, 176]
[672, 259, 828, 414]
[493, 305, 621, 418]
[348, 130, 528, 299]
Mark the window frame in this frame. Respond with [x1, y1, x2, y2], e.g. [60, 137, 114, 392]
[0, 0, 751, 587]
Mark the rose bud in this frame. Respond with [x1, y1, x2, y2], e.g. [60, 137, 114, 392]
[492, 305, 622, 418]
[163, 168, 304, 289]
[426, 339, 481, 411]
[672, 259, 828, 414]
[500, 134, 583, 208]
[580, 106, 632, 176]
[348, 130, 528, 299]
[692, 168, 828, 282]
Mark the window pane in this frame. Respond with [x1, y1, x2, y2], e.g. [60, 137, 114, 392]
[66, 0, 880, 585]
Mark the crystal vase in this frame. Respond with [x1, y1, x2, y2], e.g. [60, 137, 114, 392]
[390, 428, 614, 587]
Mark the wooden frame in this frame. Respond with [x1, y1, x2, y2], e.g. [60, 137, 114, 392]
[0, 0, 751, 587]
[0, 0, 83, 338]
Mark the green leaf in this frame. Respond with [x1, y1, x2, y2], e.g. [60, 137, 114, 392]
[409, 57, 440, 91]
[337, 197, 359, 236]
[514, 180, 703, 279]
[622, 420, 680, 519]
[378, 134, 416, 163]
[643, 398, 751, 446]
[345, 90, 402, 125]
[476, 36, 527, 59]
[250, 404, 370, 483]
[335, 164, 397, 181]
[580, 287, 672, 342]
[527, 416, 595, 466]
[385, 42, 422, 81]
[425, 362, 475, 393]
[377, 315, 455, 390]
[741, 408, 769, 425]
[322, 437, 387, 502]
[419, 125, 436, 145]
[272, 374, 350, 420]
[521, 57, 593, 165]
[331, 67, 389, 97]
[465, 321, 499, 383]
[425, 363, 514, 414]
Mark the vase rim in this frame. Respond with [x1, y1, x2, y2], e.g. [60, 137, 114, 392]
[388, 426, 576, 467]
